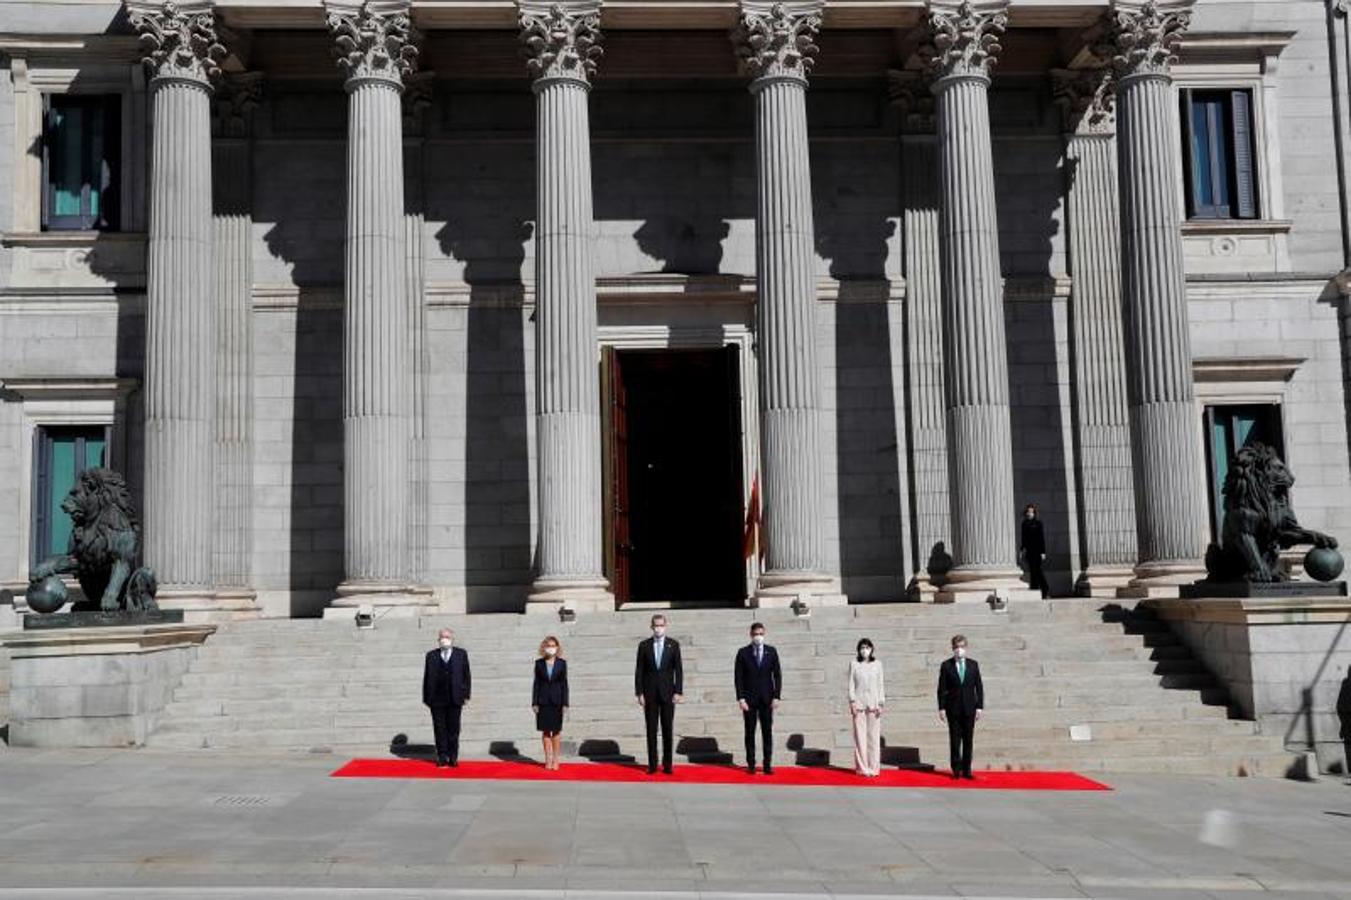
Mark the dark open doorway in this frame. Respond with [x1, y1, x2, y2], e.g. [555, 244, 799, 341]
[602, 347, 745, 606]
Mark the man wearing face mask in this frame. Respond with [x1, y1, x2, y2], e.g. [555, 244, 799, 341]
[937, 634, 983, 780]
[734, 622, 781, 774]
[635, 613, 683, 774]
[423, 627, 471, 767]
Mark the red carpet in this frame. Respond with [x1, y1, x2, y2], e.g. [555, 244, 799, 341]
[332, 758, 1110, 791]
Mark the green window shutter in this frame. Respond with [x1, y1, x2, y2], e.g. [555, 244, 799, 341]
[1230, 90, 1257, 219]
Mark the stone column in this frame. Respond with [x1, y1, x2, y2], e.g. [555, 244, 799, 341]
[519, 0, 613, 613]
[734, 0, 838, 606]
[403, 72, 434, 600]
[1109, 0, 1207, 593]
[130, 2, 224, 613]
[921, 1, 1026, 601]
[889, 70, 952, 600]
[1052, 68, 1139, 596]
[324, 0, 429, 616]
[209, 72, 263, 619]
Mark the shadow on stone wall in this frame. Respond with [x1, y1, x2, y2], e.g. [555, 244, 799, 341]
[435, 204, 535, 612]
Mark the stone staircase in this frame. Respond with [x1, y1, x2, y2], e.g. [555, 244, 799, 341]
[146, 600, 1298, 776]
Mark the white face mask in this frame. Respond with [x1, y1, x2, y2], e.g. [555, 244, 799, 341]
[954, 647, 967, 659]
[652, 626, 666, 638]
[544, 646, 557, 657]
[859, 647, 872, 659]
[751, 635, 765, 647]
[439, 637, 453, 649]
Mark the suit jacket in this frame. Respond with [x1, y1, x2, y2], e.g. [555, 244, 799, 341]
[733, 643, 781, 707]
[634, 636, 683, 702]
[423, 647, 471, 707]
[532, 657, 569, 708]
[937, 657, 983, 716]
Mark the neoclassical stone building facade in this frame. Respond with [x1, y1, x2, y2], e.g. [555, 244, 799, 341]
[2, 0, 1350, 618]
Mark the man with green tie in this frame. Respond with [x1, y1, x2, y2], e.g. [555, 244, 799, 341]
[937, 634, 984, 780]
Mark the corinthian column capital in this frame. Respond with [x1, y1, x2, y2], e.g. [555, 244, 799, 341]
[921, 1, 1008, 83]
[1108, 0, 1193, 80]
[1052, 67, 1116, 136]
[326, 0, 419, 88]
[518, 0, 604, 85]
[128, 1, 225, 87]
[887, 69, 937, 134]
[732, 1, 823, 84]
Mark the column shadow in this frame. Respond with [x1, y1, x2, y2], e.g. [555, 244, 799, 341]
[433, 152, 535, 612]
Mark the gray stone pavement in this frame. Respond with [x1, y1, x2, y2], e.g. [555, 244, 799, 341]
[1, 749, 1350, 899]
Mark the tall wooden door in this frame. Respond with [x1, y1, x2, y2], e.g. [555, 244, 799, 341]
[602, 347, 633, 603]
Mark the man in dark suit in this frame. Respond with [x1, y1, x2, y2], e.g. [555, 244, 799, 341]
[423, 627, 471, 767]
[734, 621, 781, 774]
[634, 613, 683, 774]
[937, 633, 983, 780]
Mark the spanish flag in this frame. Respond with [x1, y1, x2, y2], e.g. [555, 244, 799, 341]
[742, 474, 764, 563]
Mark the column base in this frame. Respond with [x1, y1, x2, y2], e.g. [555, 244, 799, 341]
[1074, 565, 1137, 598]
[525, 576, 614, 616]
[155, 587, 262, 624]
[905, 571, 945, 603]
[752, 572, 846, 608]
[323, 583, 439, 620]
[934, 566, 1035, 604]
[1116, 559, 1206, 600]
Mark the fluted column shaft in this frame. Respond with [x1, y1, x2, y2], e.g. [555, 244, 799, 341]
[533, 77, 605, 584]
[212, 136, 254, 591]
[1116, 73, 1206, 569]
[1110, 1, 1206, 580]
[753, 75, 827, 581]
[733, 1, 832, 602]
[519, 0, 611, 610]
[340, 76, 412, 587]
[144, 75, 216, 590]
[1054, 68, 1138, 594]
[933, 72, 1018, 578]
[902, 135, 954, 586]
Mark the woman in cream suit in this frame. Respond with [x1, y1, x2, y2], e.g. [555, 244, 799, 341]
[848, 637, 885, 777]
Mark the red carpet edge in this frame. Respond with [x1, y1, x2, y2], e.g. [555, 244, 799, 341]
[331, 758, 1112, 791]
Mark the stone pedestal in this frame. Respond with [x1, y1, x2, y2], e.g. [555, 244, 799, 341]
[4, 624, 214, 747]
[519, 0, 614, 616]
[1146, 592, 1347, 774]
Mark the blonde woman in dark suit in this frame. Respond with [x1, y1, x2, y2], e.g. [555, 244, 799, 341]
[532, 635, 569, 770]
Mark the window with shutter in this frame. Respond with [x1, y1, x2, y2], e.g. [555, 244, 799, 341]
[31, 425, 110, 569]
[41, 94, 121, 231]
[1181, 88, 1259, 221]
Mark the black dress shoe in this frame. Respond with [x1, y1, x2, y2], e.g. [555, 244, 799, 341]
[663, 765, 674, 775]
[746, 764, 756, 775]
[647, 765, 658, 775]
[447, 760, 458, 768]
[962, 771, 975, 780]
[763, 765, 773, 775]
[950, 771, 961, 780]
[436, 759, 448, 768]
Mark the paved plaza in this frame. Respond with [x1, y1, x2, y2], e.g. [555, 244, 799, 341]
[0, 749, 1350, 899]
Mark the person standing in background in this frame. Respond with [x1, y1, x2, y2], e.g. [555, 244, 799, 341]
[937, 634, 983, 780]
[635, 613, 683, 774]
[422, 627, 471, 767]
[734, 621, 781, 775]
[532, 635, 569, 771]
[1020, 503, 1050, 598]
[847, 638, 884, 777]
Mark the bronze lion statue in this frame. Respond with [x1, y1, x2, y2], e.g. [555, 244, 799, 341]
[27, 468, 158, 613]
[1205, 443, 1337, 583]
